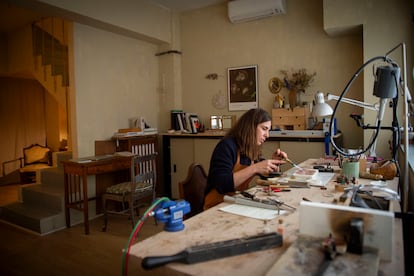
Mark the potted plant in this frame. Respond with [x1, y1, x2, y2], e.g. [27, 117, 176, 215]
[281, 68, 316, 107]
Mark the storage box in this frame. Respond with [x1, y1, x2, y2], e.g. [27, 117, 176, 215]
[292, 168, 318, 180]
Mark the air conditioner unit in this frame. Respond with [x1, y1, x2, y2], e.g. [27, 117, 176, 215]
[228, 0, 287, 24]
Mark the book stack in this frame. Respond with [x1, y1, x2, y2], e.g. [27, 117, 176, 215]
[171, 110, 199, 133]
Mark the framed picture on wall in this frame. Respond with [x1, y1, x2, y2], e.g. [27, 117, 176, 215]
[227, 65, 258, 111]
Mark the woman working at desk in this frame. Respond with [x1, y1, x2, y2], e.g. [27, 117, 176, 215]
[204, 108, 288, 209]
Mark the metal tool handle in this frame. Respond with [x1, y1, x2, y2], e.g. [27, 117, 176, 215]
[142, 251, 188, 269]
[142, 232, 283, 269]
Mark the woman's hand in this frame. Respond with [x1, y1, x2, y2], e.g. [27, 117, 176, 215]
[272, 148, 287, 160]
[255, 158, 285, 175]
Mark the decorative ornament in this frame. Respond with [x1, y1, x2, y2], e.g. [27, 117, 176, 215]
[269, 77, 284, 108]
[212, 90, 226, 109]
[206, 73, 219, 80]
[268, 77, 283, 94]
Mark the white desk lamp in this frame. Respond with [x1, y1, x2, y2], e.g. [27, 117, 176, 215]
[313, 92, 379, 116]
[313, 43, 412, 212]
[312, 91, 382, 157]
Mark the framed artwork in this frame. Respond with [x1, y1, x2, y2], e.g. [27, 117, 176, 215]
[227, 65, 258, 111]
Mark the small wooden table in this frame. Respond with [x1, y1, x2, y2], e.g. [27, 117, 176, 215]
[129, 159, 404, 275]
[62, 155, 131, 234]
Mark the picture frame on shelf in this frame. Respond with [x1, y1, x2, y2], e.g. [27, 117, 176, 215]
[190, 117, 200, 134]
[227, 65, 258, 111]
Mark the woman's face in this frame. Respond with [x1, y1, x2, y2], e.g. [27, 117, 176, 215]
[256, 121, 271, 145]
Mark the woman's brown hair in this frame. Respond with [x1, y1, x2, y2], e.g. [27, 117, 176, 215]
[226, 108, 271, 161]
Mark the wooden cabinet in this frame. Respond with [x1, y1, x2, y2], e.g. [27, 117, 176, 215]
[169, 137, 219, 199]
[169, 138, 321, 198]
[193, 139, 218, 172]
[170, 138, 194, 199]
[162, 132, 339, 199]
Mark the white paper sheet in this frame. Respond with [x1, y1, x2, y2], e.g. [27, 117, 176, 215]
[308, 172, 335, 187]
[219, 204, 286, 220]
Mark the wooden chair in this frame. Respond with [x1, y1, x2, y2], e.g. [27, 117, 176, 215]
[2, 144, 52, 183]
[178, 163, 208, 219]
[102, 153, 157, 231]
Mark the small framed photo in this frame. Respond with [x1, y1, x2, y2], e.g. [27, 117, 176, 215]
[190, 117, 200, 134]
[228, 65, 258, 111]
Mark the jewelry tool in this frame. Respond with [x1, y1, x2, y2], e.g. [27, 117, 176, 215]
[284, 157, 304, 171]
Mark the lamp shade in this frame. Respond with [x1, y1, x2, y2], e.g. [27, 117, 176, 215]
[312, 91, 333, 117]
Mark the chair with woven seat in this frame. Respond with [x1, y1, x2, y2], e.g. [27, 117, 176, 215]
[178, 162, 208, 219]
[102, 153, 157, 231]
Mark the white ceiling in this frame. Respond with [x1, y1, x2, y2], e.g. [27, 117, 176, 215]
[0, 0, 229, 34]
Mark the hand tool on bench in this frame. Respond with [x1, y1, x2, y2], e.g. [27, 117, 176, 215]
[141, 232, 283, 269]
[256, 178, 309, 188]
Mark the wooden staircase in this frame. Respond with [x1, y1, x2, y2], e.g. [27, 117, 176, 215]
[0, 152, 95, 235]
[0, 19, 75, 235]
[32, 23, 69, 88]
[31, 18, 71, 109]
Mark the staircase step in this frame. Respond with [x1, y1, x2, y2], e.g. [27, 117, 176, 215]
[40, 167, 65, 186]
[21, 184, 64, 211]
[1, 149, 98, 235]
[0, 202, 65, 234]
[0, 201, 98, 235]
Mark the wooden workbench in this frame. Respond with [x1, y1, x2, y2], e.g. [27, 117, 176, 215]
[129, 159, 404, 275]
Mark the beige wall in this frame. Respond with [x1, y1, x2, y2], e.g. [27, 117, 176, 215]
[72, 24, 159, 157]
[180, 0, 364, 150]
[324, 0, 414, 159]
[11, 0, 412, 160]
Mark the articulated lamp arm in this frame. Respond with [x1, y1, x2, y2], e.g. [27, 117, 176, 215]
[326, 94, 379, 111]
[312, 91, 379, 118]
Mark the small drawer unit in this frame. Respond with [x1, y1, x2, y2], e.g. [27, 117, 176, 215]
[272, 107, 309, 130]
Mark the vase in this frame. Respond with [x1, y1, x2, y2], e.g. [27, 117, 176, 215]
[289, 89, 298, 108]
[288, 89, 303, 108]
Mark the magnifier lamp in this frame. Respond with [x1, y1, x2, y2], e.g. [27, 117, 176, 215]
[313, 43, 412, 212]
